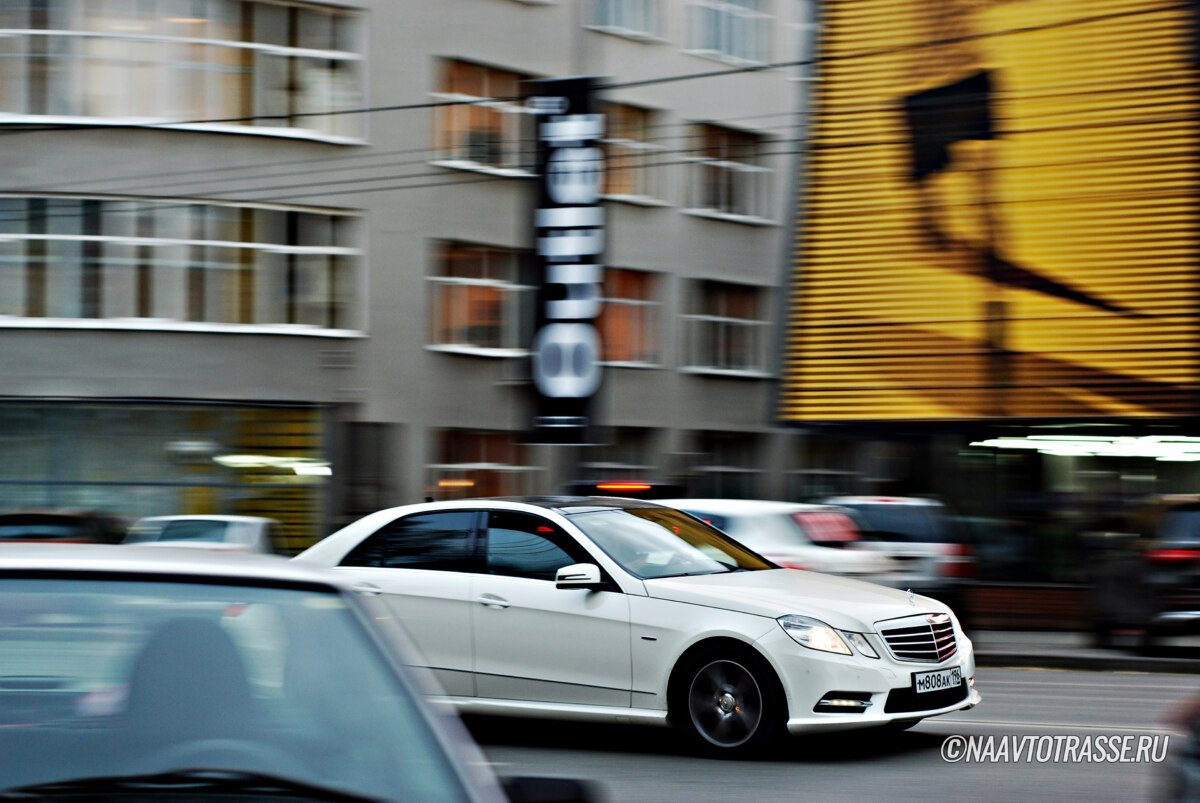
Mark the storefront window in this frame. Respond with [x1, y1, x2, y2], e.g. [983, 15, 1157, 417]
[0, 402, 330, 553]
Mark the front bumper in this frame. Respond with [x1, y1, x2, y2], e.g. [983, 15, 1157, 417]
[753, 623, 980, 734]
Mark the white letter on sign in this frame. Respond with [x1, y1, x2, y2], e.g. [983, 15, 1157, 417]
[532, 323, 601, 398]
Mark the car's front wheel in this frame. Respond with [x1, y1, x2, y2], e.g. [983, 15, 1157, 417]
[670, 646, 785, 757]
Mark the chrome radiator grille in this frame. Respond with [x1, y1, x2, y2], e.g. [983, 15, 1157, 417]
[877, 614, 957, 663]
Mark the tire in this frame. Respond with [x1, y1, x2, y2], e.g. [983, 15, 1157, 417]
[669, 645, 785, 758]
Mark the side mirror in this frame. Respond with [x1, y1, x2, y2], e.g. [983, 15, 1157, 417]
[555, 563, 605, 590]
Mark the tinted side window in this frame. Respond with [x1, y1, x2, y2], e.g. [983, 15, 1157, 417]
[341, 512, 475, 571]
[485, 512, 587, 581]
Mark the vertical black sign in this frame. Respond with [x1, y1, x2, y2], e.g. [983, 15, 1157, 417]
[526, 77, 605, 446]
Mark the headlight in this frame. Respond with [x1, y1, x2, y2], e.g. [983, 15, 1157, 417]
[778, 615, 851, 655]
[843, 631, 879, 658]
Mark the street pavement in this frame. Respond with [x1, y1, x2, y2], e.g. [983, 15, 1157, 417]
[971, 629, 1200, 674]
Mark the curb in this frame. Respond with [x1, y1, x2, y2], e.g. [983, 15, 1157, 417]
[975, 651, 1200, 674]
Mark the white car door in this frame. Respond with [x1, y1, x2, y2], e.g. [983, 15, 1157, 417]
[471, 510, 632, 707]
[333, 510, 478, 697]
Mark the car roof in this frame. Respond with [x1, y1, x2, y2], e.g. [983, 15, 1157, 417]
[657, 498, 845, 514]
[369, 496, 665, 516]
[0, 542, 341, 588]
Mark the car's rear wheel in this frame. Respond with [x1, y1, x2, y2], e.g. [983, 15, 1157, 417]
[670, 646, 784, 757]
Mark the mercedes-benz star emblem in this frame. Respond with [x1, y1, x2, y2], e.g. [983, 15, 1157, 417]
[907, 589, 915, 606]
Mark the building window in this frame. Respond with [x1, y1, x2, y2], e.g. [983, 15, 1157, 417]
[685, 0, 771, 64]
[602, 103, 663, 201]
[0, 0, 363, 139]
[432, 60, 533, 172]
[689, 430, 762, 498]
[681, 280, 769, 374]
[598, 268, 659, 365]
[589, 0, 658, 39]
[684, 123, 771, 219]
[0, 196, 360, 330]
[579, 427, 656, 480]
[428, 429, 537, 500]
[427, 242, 532, 353]
[788, 0, 818, 81]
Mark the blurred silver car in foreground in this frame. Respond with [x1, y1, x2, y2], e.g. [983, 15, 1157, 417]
[0, 543, 588, 802]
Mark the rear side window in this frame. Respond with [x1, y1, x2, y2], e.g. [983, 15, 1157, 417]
[841, 504, 954, 543]
[484, 512, 589, 581]
[341, 512, 475, 571]
[157, 520, 230, 542]
[1159, 509, 1200, 542]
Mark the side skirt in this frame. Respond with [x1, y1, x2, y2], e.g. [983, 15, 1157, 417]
[439, 696, 672, 727]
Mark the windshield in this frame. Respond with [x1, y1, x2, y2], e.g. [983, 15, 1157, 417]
[569, 507, 773, 579]
[0, 578, 470, 801]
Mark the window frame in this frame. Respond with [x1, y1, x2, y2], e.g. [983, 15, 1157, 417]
[598, 268, 661, 367]
[426, 430, 540, 500]
[681, 123, 774, 222]
[339, 510, 483, 573]
[601, 103, 668, 205]
[679, 280, 771, 376]
[586, 0, 662, 42]
[429, 59, 535, 176]
[0, 0, 366, 143]
[482, 510, 596, 582]
[0, 195, 363, 334]
[425, 241, 534, 357]
[683, 0, 772, 66]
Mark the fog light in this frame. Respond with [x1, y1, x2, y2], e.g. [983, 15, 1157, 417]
[814, 692, 874, 714]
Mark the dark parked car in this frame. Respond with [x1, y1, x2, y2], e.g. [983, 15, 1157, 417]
[1086, 495, 1200, 651]
[0, 508, 128, 543]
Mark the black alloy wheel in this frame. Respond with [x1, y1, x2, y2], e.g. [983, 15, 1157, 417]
[670, 646, 784, 757]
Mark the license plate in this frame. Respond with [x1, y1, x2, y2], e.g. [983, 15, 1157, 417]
[912, 665, 962, 694]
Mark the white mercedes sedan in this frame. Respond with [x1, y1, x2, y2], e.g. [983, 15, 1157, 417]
[296, 497, 981, 756]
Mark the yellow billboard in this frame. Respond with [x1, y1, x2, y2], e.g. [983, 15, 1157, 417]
[780, 0, 1200, 421]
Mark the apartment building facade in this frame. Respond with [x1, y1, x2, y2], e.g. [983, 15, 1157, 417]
[0, 0, 816, 548]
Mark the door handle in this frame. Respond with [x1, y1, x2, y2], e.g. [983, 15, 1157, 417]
[475, 593, 510, 609]
[353, 582, 382, 596]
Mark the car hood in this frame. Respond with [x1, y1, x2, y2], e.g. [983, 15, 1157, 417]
[643, 568, 949, 631]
